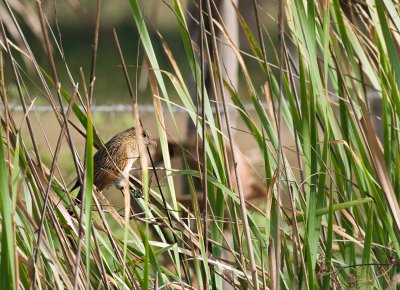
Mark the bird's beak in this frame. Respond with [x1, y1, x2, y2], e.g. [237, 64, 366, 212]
[149, 139, 157, 147]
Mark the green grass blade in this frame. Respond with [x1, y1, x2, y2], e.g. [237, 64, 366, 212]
[0, 129, 16, 290]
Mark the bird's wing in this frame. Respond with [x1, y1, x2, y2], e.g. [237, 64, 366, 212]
[93, 139, 133, 191]
[94, 168, 118, 191]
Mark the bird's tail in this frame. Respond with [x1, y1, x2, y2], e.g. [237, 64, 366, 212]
[69, 179, 82, 204]
[70, 180, 80, 192]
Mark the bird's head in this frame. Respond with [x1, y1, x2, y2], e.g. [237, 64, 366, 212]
[141, 129, 157, 147]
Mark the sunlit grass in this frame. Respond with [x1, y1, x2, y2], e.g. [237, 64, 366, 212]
[0, 0, 399, 289]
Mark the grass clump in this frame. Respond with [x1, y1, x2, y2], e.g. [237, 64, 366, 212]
[0, 0, 399, 289]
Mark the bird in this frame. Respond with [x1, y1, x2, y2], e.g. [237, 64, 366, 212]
[71, 127, 157, 202]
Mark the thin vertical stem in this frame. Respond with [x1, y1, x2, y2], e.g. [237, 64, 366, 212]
[199, 0, 209, 274]
[89, 0, 101, 105]
[275, 0, 286, 289]
[73, 89, 89, 290]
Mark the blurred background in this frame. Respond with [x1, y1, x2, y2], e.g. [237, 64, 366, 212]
[4, 0, 277, 103]
[5, 0, 279, 206]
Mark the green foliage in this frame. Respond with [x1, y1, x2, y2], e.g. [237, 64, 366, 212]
[0, 0, 399, 289]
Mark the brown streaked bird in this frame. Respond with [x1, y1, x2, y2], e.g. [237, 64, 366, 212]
[72, 127, 156, 201]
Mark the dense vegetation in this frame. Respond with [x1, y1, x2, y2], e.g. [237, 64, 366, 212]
[0, 0, 399, 289]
